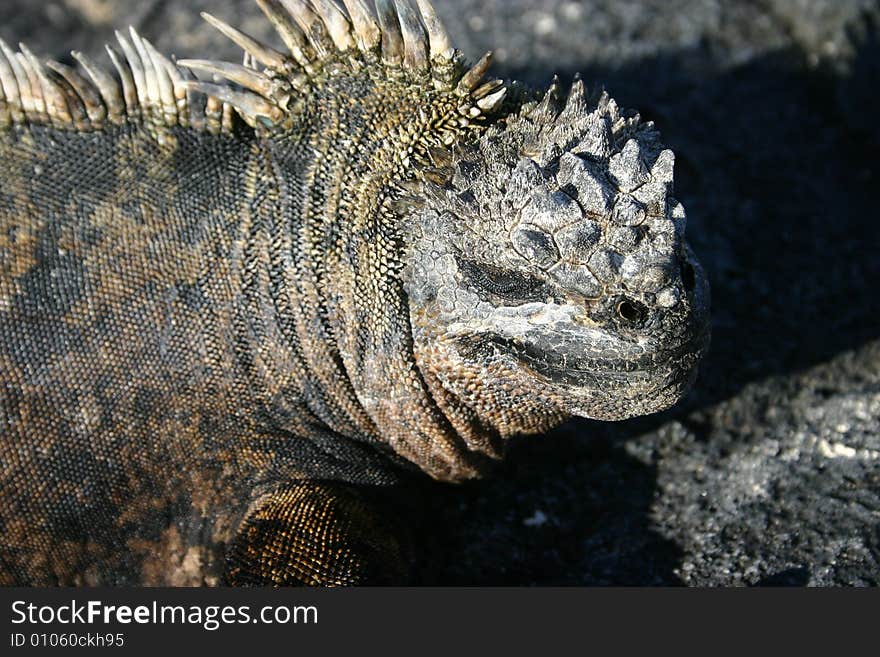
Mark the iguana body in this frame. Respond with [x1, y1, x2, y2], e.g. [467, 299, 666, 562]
[0, 0, 709, 585]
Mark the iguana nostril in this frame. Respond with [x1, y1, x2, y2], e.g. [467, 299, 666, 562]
[617, 298, 647, 324]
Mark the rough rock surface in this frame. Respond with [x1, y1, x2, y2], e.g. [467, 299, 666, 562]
[2, 0, 877, 586]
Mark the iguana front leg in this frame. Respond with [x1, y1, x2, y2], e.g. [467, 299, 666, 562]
[225, 482, 412, 586]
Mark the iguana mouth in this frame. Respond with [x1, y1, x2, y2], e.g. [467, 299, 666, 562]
[457, 327, 709, 388]
[536, 338, 706, 390]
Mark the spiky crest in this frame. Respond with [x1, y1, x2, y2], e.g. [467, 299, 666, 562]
[0, 0, 506, 135]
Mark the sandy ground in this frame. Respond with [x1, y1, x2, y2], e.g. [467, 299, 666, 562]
[2, 0, 878, 585]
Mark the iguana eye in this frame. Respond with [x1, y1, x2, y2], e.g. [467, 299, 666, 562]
[457, 258, 548, 304]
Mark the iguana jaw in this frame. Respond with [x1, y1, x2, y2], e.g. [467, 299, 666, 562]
[431, 272, 710, 424]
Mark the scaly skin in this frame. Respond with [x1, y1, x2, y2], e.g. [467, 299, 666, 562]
[0, 0, 709, 585]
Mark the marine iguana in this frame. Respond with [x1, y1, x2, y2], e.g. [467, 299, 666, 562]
[0, 0, 709, 585]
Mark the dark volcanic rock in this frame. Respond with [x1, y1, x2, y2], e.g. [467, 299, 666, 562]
[652, 345, 880, 586]
[1, 0, 877, 586]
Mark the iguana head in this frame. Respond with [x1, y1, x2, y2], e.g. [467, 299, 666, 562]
[406, 81, 710, 431]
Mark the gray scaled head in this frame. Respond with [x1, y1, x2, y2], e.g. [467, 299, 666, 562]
[405, 80, 710, 435]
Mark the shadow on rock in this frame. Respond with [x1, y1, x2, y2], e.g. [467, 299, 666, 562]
[755, 567, 811, 587]
[416, 425, 684, 585]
